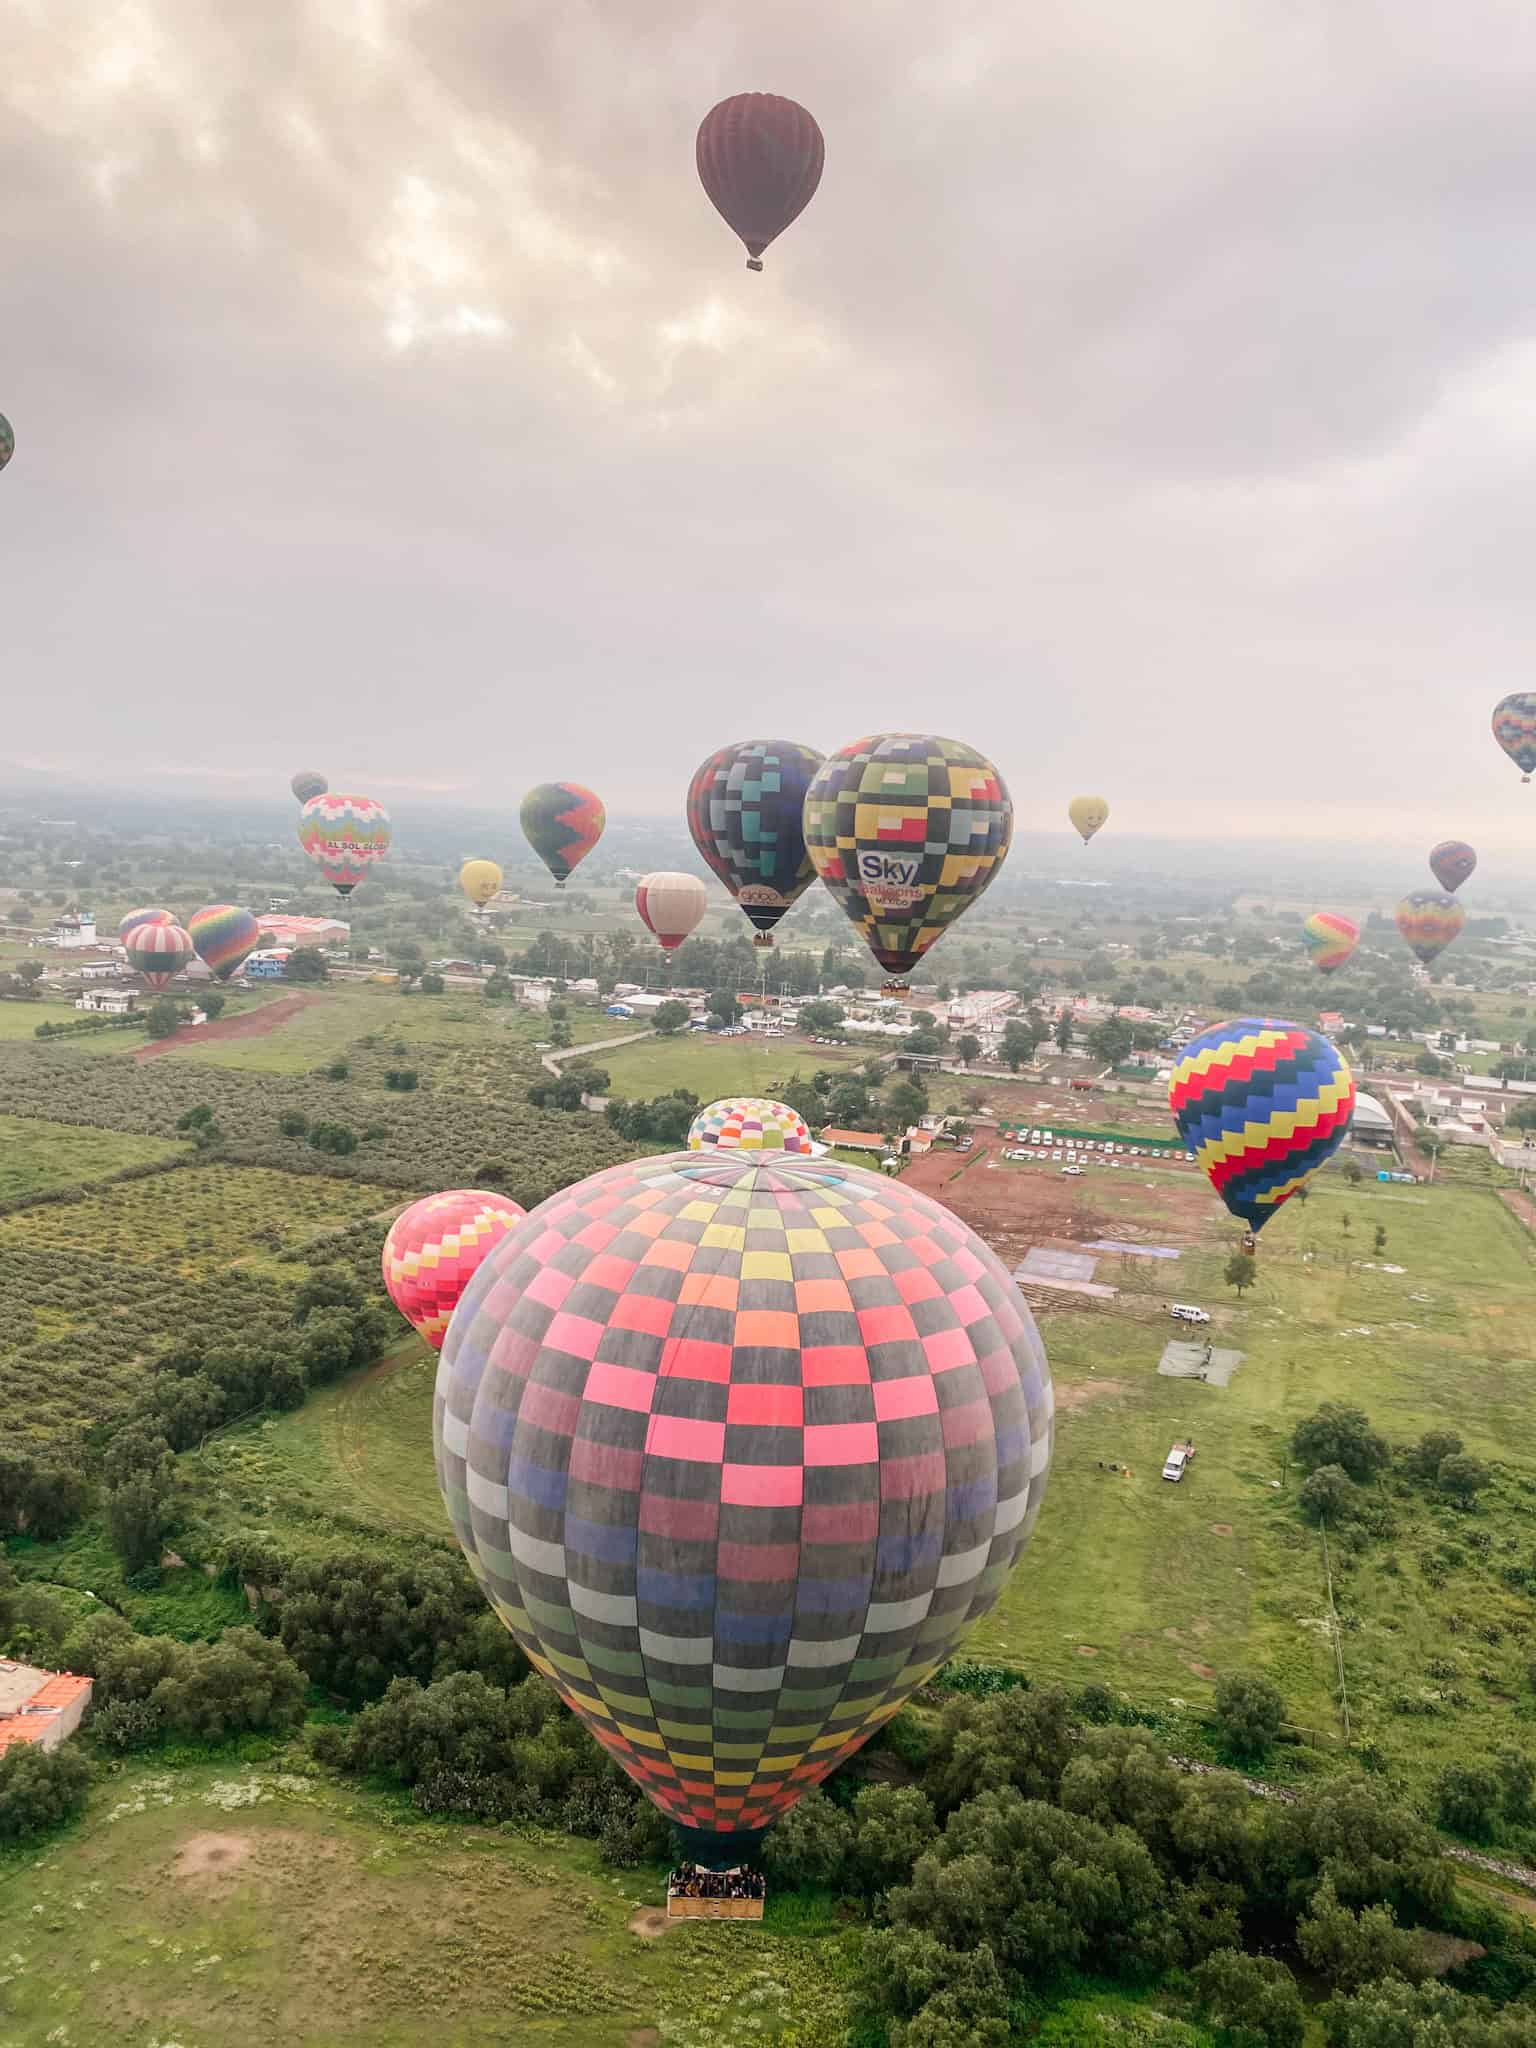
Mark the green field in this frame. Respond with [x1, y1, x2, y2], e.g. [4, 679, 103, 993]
[598, 1033, 865, 1101]
[0, 999, 87, 1039]
[968, 1176, 1536, 1796]
[0, 1112, 181, 1198]
[0, 1760, 852, 2048]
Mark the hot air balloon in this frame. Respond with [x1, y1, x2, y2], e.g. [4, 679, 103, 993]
[1429, 840, 1476, 893]
[291, 770, 328, 805]
[696, 93, 824, 272]
[635, 872, 708, 952]
[1169, 1019, 1355, 1235]
[1302, 911, 1359, 975]
[0, 415, 14, 474]
[686, 739, 824, 946]
[1068, 796, 1109, 844]
[459, 859, 503, 911]
[687, 1096, 813, 1155]
[803, 734, 1013, 993]
[1492, 694, 1536, 783]
[124, 921, 195, 992]
[1396, 891, 1465, 967]
[433, 1150, 1053, 1868]
[187, 904, 261, 982]
[297, 793, 391, 898]
[383, 1190, 526, 1351]
[520, 783, 605, 888]
[118, 907, 174, 943]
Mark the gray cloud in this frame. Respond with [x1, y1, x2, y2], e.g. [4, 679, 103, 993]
[3, 1, 1536, 855]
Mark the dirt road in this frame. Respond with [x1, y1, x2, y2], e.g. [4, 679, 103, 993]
[134, 993, 317, 1061]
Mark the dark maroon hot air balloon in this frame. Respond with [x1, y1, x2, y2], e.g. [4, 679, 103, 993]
[696, 93, 824, 271]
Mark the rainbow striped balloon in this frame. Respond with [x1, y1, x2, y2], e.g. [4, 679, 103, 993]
[187, 904, 261, 982]
[1396, 891, 1465, 967]
[1169, 1018, 1355, 1232]
[1301, 911, 1358, 975]
[687, 1096, 813, 1155]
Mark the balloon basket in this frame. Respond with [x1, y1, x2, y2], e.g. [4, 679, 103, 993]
[746, 257, 763, 272]
[666, 1863, 766, 1921]
[882, 978, 911, 996]
[753, 934, 774, 948]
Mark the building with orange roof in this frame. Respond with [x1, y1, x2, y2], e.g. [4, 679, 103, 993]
[0, 1661, 92, 1754]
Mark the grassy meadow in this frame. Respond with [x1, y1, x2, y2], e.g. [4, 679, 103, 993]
[598, 1032, 866, 1101]
[0, 1113, 181, 1198]
[0, 1760, 853, 2048]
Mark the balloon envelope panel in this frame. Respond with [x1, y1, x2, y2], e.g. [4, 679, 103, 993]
[686, 740, 824, 938]
[383, 1190, 527, 1351]
[803, 734, 1013, 981]
[434, 1152, 1053, 1855]
[1168, 1018, 1355, 1230]
[688, 1097, 813, 1155]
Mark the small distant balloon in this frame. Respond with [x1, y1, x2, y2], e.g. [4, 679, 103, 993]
[696, 93, 824, 271]
[1170, 1019, 1355, 1234]
[0, 414, 14, 473]
[1428, 840, 1476, 893]
[520, 783, 605, 888]
[1492, 694, 1536, 783]
[119, 907, 174, 943]
[124, 921, 195, 993]
[1396, 892, 1465, 967]
[1068, 796, 1109, 844]
[291, 770, 328, 805]
[1302, 911, 1359, 975]
[459, 859, 503, 910]
[297, 793, 391, 898]
[187, 904, 261, 982]
[635, 872, 708, 952]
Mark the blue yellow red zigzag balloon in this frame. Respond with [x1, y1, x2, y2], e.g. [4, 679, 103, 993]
[1168, 1018, 1355, 1230]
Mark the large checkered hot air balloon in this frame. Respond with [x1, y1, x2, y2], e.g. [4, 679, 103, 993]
[1169, 1018, 1355, 1234]
[434, 1152, 1053, 1868]
[1396, 892, 1465, 967]
[1301, 911, 1358, 975]
[297, 793, 391, 898]
[383, 1191, 527, 1351]
[124, 920, 195, 992]
[686, 740, 824, 946]
[688, 1097, 813, 1155]
[804, 734, 1013, 993]
[520, 783, 605, 888]
[187, 904, 261, 982]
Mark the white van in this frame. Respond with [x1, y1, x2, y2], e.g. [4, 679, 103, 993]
[1168, 1304, 1211, 1326]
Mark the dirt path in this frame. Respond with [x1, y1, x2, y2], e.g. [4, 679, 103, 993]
[134, 992, 317, 1060]
[1497, 1186, 1536, 1237]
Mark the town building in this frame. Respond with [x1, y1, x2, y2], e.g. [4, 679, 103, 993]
[0, 1662, 92, 1755]
[44, 909, 96, 949]
[74, 987, 140, 1015]
[253, 913, 349, 948]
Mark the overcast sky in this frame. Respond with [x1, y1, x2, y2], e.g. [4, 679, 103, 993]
[5, 2, 1536, 852]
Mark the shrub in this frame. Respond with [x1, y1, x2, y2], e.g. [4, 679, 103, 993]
[1291, 1405, 1390, 1482]
[1299, 1465, 1358, 1525]
[1213, 1673, 1285, 1759]
[1435, 1762, 1504, 1839]
[0, 1741, 91, 1842]
[1192, 1949, 1305, 2048]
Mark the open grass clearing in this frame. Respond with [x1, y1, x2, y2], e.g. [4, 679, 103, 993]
[0, 1113, 182, 1198]
[0, 1761, 853, 2048]
[598, 1033, 867, 1102]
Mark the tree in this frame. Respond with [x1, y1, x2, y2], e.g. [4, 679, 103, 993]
[1213, 1672, 1285, 1758]
[548, 1016, 573, 1049]
[1192, 1950, 1305, 2048]
[1413, 1049, 1446, 1076]
[1291, 1404, 1390, 1482]
[1225, 1251, 1257, 1298]
[760, 1787, 854, 1887]
[1434, 1762, 1504, 1840]
[145, 996, 183, 1039]
[0, 1741, 91, 1843]
[384, 1068, 419, 1091]
[799, 1000, 844, 1034]
[285, 947, 328, 984]
[885, 1078, 929, 1131]
[653, 1000, 690, 1036]
[850, 1783, 938, 1901]
[1000, 1019, 1039, 1071]
[1087, 1016, 1135, 1067]
[1403, 1429, 1462, 1482]
[308, 1120, 357, 1156]
[201, 990, 226, 1019]
[149, 1629, 306, 1744]
[1296, 1877, 1425, 1991]
[325, 1057, 349, 1080]
[1341, 1158, 1363, 1183]
[1437, 1452, 1490, 1505]
[16, 959, 43, 989]
[278, 1110, 310, 1138]
[418, 971, 445, 995]
[1054, 1012, 1074, 1053]
[105, 1471, 175, 1574]
[1299, 1465, 1358, 1525]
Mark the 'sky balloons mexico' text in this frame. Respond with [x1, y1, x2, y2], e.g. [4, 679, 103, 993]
[297, 793, 392, 898]
[686, 739, 824, 946]
[803, 733, 1013, 991]
[1302, 911, 1358, 975]
[1396, 892, 1465, 967]
[634, 871, 707, 952]
[433, 1151, 1053, 1866]
[383, 1190, 527, 1352]
[521, 783, 605, 888]
[696, 93, 824, 271]
[1169, 1019, 1355, 1234]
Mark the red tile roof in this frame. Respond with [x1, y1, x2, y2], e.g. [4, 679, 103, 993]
[0, 1671, 91, 1753]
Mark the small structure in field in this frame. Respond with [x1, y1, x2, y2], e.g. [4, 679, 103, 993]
[0, 1661, 92, 1754]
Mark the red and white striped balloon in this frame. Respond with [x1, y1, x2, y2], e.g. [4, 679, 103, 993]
[635, 872, 708, 953]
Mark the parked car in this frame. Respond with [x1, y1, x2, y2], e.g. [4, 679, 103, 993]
[1061, 1164, 1082, 1176]
[1168, 1303, 1211, 1326]
[1162, 1440, 1196, 1483]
